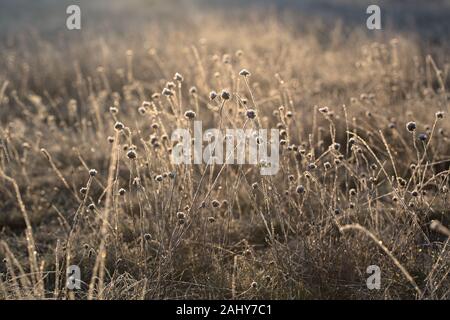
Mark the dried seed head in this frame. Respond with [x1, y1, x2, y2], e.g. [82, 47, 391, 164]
[324, 162, 332, 170]
[418, 133, 428, 142]
[319, 106, 329, 114]
[211, 200, 220, 208]
[184, 110, 196, 119]
[126, 149, 137, 159]
[397, 177, 407, 187]
[209, 91, 217, 100]
[307, 163, 317, 170]
[349, 188, 357, 196]
[208, 216, 215, 223]
[107, 136, 115, 143]
[155, 175, 163, 182]
[221, 90, 231, 100]
[173, 72, 184, 82]
[246, 109, 256, 119]
[144, 233, 152, 241]
[406, 121, 417, 132]
[189, 86, 197, 95]
[119, 188, 126, 196]
[138, 106, 146, 115]
[296, 185, 305, 194]
[88, 203, 95, 211]
[89, 169, 97, 177]
[177, 211, 185, 219]
[239, 69, 251, 77]
[109, 107, 118, 114]
[162, 88, 174, 97]
[151, 93, 160, 100]
[411, 190, 419, 197]
[251, 281, 258, 289]
[80, 187, 87, 195]
[114, 122, 124, 131]
[436, 111, 444, 119]
[252, 182, 258, 189]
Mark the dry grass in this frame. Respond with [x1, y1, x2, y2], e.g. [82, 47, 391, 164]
[0, 4, 449, 299]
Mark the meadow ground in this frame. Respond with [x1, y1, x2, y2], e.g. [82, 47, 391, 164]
[0, 0, 449, 299]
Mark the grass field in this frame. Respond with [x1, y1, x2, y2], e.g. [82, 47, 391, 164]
[0, 0, 449, 299]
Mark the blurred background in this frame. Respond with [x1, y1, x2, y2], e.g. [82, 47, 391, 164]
[1, 0, 449, 42]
